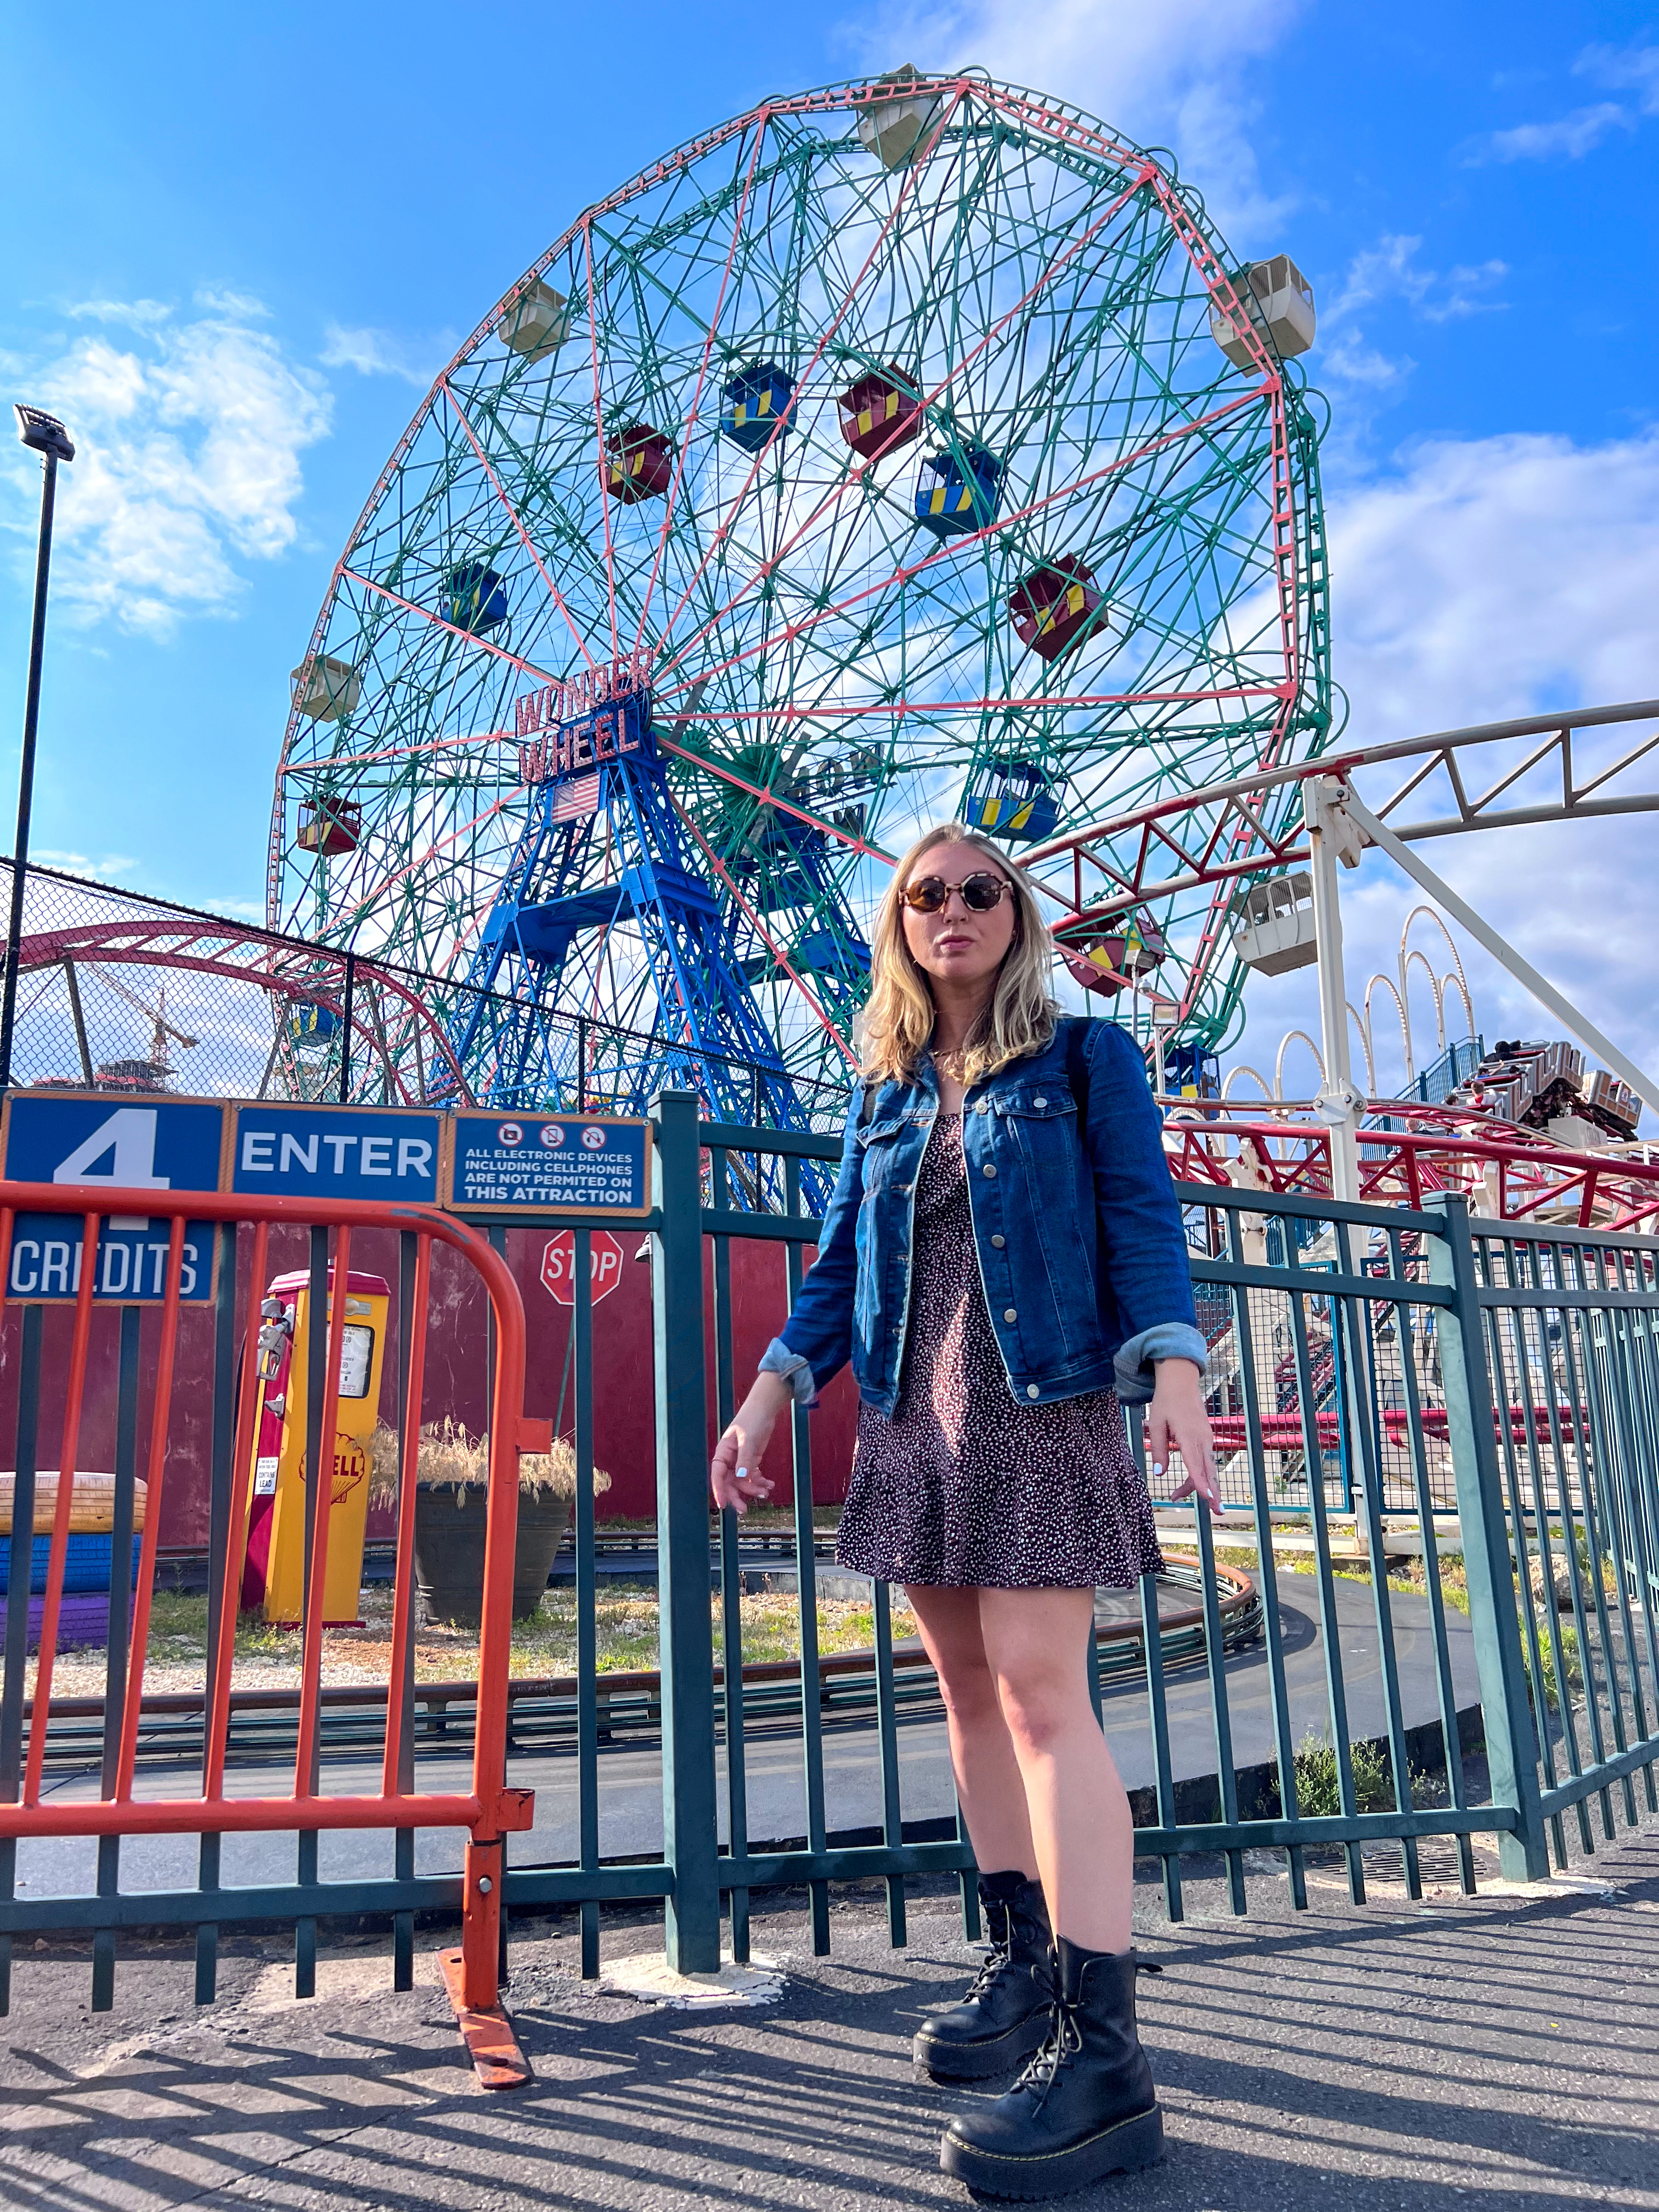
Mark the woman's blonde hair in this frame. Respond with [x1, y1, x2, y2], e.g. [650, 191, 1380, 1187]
[860, 821, 1057, 1085]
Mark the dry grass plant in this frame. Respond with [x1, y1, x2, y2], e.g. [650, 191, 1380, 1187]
[368, 1417, 611, 1506]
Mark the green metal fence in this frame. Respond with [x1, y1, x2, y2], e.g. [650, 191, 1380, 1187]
[588, 1099, 1656, 1972]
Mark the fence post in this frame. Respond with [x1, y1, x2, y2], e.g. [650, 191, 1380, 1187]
[1425, 1192, 1550, 1880]
[651, 1089, 722, 1973]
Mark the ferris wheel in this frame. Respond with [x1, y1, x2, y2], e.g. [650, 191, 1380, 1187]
[272, 69, 1334, 1124]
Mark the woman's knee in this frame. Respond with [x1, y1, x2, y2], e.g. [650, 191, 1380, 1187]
[995, 1671, 1090, 1758]
[934, 1644, 1002, 1724]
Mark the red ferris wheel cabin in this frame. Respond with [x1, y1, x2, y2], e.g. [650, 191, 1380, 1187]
[1009, 556, 1104, 663]
[836, 364, 923, 460]
[603, 423, 675, 502]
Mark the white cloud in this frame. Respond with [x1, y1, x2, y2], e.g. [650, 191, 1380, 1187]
[198, 894, 268, 920]
[1576, 37, 1659, 112]
[1475, 101, 1633, 163]
[321, 322, 456, 387]
[1321, 330, 1413, 390]
[33, 849, 141, 879]
[5, 296, 331, 636]
[1326, 235, 1506, 327]
[1314, 239, 1506, 442]
[1465, 37, 1659, 164]
[838, 0, 1306, 239]
[1330, 428, 1659, 735]
[1231, 426, 1659, 1092]
[65, 298, 172, 330]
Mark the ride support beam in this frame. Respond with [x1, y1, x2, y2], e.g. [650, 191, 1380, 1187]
[1304, 776, 1366, 1203]
[1340, 791, 1659, 1126]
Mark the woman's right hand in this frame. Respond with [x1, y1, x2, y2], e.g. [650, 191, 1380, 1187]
[710, 1374, 795, 1514]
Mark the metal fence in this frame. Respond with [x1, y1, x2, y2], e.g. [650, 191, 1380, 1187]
[0, 1183, 532, 2025]
[0, 856, 851, 1130]
[1, 1097, 1656, 2019]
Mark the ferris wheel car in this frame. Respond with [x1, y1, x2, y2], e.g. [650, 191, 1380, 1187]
[445, 562, 508, 633]
[855, 64, 942, 170]
[287, 1001, 342, 1047]
[499, 279, 573, 361]
[915, 444, 1001, 537]
[1227, 873, 1317, 974]
[294, 798, 361, 856]
[963, 760, 1061, 842]
[1210, 255, 1316, 368]
[837, 364, 923, 459]
[289, 653, 360, 723]
[1053, 915, 1166, 996]
[1009, 558, 1105, 662]
[720, 364, 796, 453]
[603, 421, 675, 501]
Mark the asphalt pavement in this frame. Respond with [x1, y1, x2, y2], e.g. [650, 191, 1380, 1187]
[0, 1818, 1653, 2210]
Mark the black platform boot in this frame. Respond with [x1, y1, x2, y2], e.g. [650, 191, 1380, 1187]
[912, 1872, 1054, 2083]
[939, 1936, 1164, 2197]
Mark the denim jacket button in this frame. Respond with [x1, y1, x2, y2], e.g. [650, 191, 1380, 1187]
[982, 1163, 996, 1177]
[1026, 1384, 1040, 1399]
[991, 1234, 1005, 1249]
[1033, 1096, 1047, 1108]
[1003, 1307, 1017, 1323]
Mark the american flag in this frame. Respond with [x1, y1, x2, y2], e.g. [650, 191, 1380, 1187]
[549, 773, 601, 822]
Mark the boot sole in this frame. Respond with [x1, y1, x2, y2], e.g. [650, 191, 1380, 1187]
[940, 2104, 1164, 2198]
[912, 2012, 1050, 2084]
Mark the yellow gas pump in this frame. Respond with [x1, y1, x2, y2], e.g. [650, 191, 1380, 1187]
[242, 1266, 390, 1626]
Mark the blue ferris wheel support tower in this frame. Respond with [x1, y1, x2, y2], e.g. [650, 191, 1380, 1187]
[444, 673, 852, 1167]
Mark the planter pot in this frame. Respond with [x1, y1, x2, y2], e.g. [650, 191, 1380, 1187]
[413, 1485, 569, 1627]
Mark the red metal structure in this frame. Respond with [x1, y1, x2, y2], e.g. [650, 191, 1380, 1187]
[12, 909, 470, 1104]
[1166, 1097, 1659, 1231]
[0, 1181, 539, 2086]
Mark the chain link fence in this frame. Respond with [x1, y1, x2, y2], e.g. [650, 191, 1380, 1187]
[0, 858, 854, 1129]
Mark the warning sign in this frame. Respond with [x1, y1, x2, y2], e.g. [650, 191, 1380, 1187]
[445, 1112, 651, 1217]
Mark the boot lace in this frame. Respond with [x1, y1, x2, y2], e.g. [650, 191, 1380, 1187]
[962, 1941, 1011, 2003]
[1012, 1992, 1081, 2096]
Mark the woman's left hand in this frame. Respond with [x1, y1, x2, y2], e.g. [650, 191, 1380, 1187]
[1147, 1358, 1221, 1516]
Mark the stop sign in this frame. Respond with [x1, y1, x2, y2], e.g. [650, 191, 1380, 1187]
[540, 1229, 626, 1306]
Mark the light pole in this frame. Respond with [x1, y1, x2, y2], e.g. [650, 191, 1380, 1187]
[0, 404, 75, 1090]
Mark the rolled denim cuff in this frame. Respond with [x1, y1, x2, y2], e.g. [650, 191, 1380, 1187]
[759, 1338, 816, 1404]
[1113, 1322, 1210, 1406]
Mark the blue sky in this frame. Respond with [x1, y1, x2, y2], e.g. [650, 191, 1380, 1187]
[1, 1, 1655, 1087]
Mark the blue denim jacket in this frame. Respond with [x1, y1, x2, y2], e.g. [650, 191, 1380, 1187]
[763, 1017, 1207, 1415]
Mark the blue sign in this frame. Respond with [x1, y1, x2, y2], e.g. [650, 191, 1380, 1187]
[1, 1094, 225, 1304]
[448, 1113, 651, 1216]
[230, 1105, 442, 1203]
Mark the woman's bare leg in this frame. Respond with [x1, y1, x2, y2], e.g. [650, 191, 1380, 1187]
[977, 1586, 1133, 1952]
[905, 1583, 1038, 1880]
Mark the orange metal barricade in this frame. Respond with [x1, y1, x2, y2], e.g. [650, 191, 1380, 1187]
[0, 1180, 538, 2077]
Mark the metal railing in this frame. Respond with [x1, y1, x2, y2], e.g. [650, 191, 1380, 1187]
[1, 1096, 1656, 2023]
[0, 1183, 533, 2025]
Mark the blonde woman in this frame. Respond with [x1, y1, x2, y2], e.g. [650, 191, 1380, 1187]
[710, 822, 1217, 2197]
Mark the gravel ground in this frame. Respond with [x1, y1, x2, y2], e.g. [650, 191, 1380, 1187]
[0, 1818, 1654, 2210]
[20, 1587, 916, 1700]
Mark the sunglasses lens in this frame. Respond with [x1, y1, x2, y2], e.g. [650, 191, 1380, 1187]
[962, 874, 1005, 911]
[904, 877, 947, 912]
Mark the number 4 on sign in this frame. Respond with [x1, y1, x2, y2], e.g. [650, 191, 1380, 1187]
[54, 1106, 170, 1231]
[540, 1230, 625, 1307]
